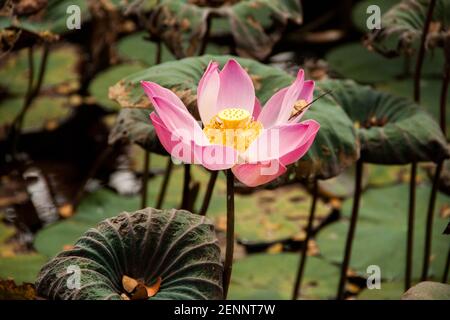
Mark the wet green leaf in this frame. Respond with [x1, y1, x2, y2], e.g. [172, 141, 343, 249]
[149, 0, 302, 59]
[228, 253, 340, 300]
[0, 96, 72, 132]
[352, 0, 400, 33]
[90, 63, 145, 111]
[0, 45, 80, 95]
[319, 79, 449, 164]
[326, 42, 445, 84]
[36, 208, 223, 300]
[316, 184, 450, 281]
[366, 0, 450, 55]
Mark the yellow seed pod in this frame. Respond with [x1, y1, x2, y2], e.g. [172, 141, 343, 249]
[218, 108, 250, 129]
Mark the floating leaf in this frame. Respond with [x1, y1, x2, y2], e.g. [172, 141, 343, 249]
[34, 189, 139, 258]
[228, 253, 340, 300]
[108, 55, 358, 180]
[318, 79, 449, 164]
[0, 45, 80, 95]
[0, 96, 72, 133]
[402, 281, 450, 300]
[316, 184, 450, 281]
[35, 208, 223, 300]
[326, 42, 445, 84]
[89, 63, 145, 111]
[117, 32, 175, 66]
[149, 0, 302, 59]
[366, 0, 450, 55]
[358, 281, 404, 300]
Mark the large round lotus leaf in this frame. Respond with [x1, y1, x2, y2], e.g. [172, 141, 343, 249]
[317, 164, 370, 199]
[366, 0, 450, 55]
[35, 208, 223, 300]
[117, 32, 176, 66]
[366, 164, 427, 187]
[402, 281, 450, 300]
[89, 63, 145, 111]
[326, 43, 444, 84]
[0, 96, 72, 132]
[0, 46, 80, 95]
[377, 78, 450, 139]
[148, 0, 302, 60]
[108, 55, 359, 180]
[316, 184, 450, 281]
[352, 0, 400, 33]
[318, 79, 449, 164]
[228, 253, 339, 300]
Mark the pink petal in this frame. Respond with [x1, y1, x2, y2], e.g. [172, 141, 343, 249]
[216, 59, 255, 114]
[244, 120, 319, 163]
[257, 87, 289, 128]
[197, 61, 220, 125]
[151, 96, 206, 143]
[253, 97, 262, 119]
[279, 120, 320, 166]
[141, 81, 188, 112]
[289, 80, 315, 123]
[151, 113, 238, 170]
[232, 161, 287, 187]
[150, 112, 195, 163]
[257, 70, 313, 128]
[277, 69, 304, 125]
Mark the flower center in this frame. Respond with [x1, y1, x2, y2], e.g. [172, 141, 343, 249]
[203, 108, 263, 152]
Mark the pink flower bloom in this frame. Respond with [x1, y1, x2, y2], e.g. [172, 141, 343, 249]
[142, 59, 320, 187]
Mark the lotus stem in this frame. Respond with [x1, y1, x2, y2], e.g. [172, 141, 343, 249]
[140, 151, 151, 209]
[337, 159, 363, 300]
[443, 248, 449, 283]
[181, 164, 191, 209]
[405, 162, 417, 291]
[292, 179, 318, 300]
[199, 13, 213, 56]
[411, 0, 437, 285]
[10, 45, 49, 156]
[155, 158, 173, 209]
[223, 169, 235, 299]
[199, 170, 219, 216]
[421, 160, 443, 281]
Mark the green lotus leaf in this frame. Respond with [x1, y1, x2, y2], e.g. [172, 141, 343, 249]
[228, 253, 340, 300]
[357, 281, 404, 300]
[366, 0, 450, 55]
[35, 208, 223, 300]
[0, 96, 72, 133]
[0, 0, 89, 50]
[318, 79, 449, 164]
[0, 45, 80, 95]
[0, 222, 47, 284]
[326, 42, 445, 84]
[402, 281, 450, 300]
[316, 184, 450, 281]
[89, 63, 145, 111]
[148, 0, 302, 60]
[377, 78, 450, 138]
[108, 55, 359, 180]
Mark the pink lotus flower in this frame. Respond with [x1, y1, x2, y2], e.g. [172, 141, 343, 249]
[142, 59, 320, 187]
